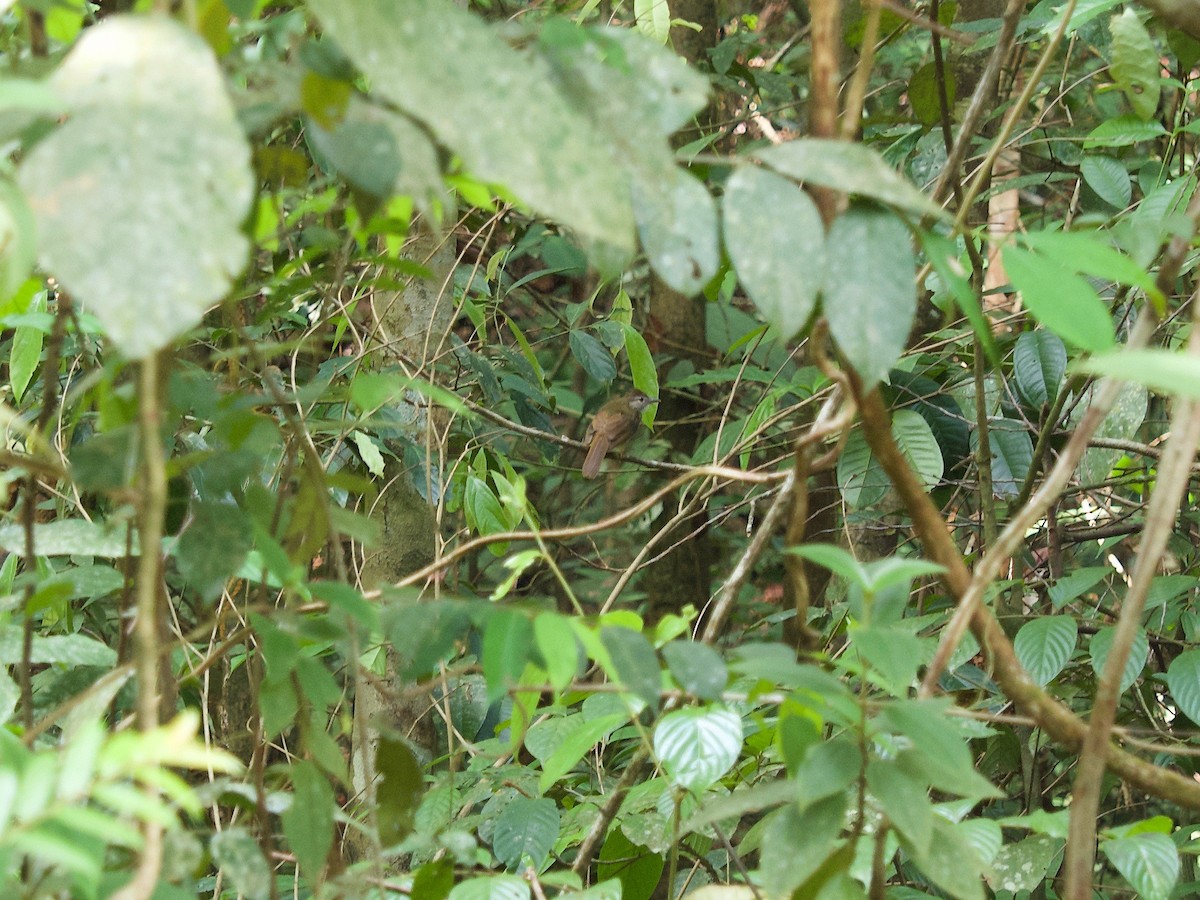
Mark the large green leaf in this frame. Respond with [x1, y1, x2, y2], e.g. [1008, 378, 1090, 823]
[1070, 379, 1147, 485]
[308, 0, 634, 257]
[824, 205, 917, 386]
[1013, 616, 1078, 686]
[759, 794, 847, 897]
[754, 139, 943, 218]
[1081, 154, 1132, 208]
[867, 758, 934, 854]
[492, 797, 560, 871]
[661, 640, 728, 701]
[17, 17, 253, 359]
[838, 409, 941, 510]
[211, 828, 271, 900]
[1102, 832, 1179, 900]
[1167, 650, 1200, 723]
[653, 705, 742, 792]
[281, 761, 334, 880]
[448, 875, 531, 900]
[900, 816, 985, 900]
[1109, 9, 1161, 121]
[1001, 246, 1115, 351]
[986, 835, 1064, 893]
[1013, 330, 1067, 409]
[1089, 625, 1148, 694]
[1074, 348, 1200, 397]
[984, 417, 1034, 499]
[632, 166, 719, 295]
[600, 626, 661, 708]
[722, 165, 823, 339]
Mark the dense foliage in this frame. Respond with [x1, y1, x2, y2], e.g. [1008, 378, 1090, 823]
[3, 0, 1200, 898]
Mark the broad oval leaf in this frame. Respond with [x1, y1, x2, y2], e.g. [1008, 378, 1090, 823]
[1013, 616, 1078, 686]
[600, 626, 662, 708]
[754, 139, 943, 218]
[654, 706, 742, 792]
[1167, 649, 1200, 723]
[1071, 379, 1147, 485]
[837, 410, 941, 510]
[986, 835, 1064, 893]
[633, 166, 719, 295]
[983, 417, 1034, 499]
[18, 17, 253, 359]
[492, 797, 560, 871]
[1089, 625, 1148, 694]
[1084, 115, 1167, 148]
[824, 205, 917, 386]
[1102, 832, 1179, 900]
[1013, 330, 1066, 409]
[662, 640, 728, 701]
[448, 874, 532, 900]
[211, 828, 271, 900]
[722, 165, 824, 340]
[309, 0, 634, 257]
[1109, 9, 1161, 121]
[1082, 154, 1132, 208]
[1001, 246, 1115, 351]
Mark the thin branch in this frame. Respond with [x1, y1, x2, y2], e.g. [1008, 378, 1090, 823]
[851, 379, 1200, 810]
[1064, 289, 1200, 899]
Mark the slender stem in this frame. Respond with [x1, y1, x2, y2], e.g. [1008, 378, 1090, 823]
[134, 351, 167, 730]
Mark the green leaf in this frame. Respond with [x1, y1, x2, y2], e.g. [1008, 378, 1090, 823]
[412, 859, 455, 900]
[281, 760, 334, 881]
[448, 875, 531, 900]
[1089, 625, 1148, 694]
[1082, 154, 1132, 208]
[787, 544, 868, 587]
[851, 624, 929, 693]
[1073, 348, 1200, 398]
[1070, 379, 1147, 485]
[653, 705, 742, 792]
[661, 641, 728, 701]
[759, 793, 847, 897]
[600, 626, 662, 708]
[211, 828, 271, 900]
[632, 166, 719, 295]
[986, 835, 1064, 893]
[533, 612, 579, 692]
[1110, 10, 1161, 121]
[482, 610, 534, 703]
[901, 816, 985, 900]
[17, 17, 253, 359]
[793, 734, 862, 806]
[492, 797, 559, 870]
[633, 0, 670, 43]
[1013, 330, 1066, 409]
[9, 288, 45, 403]
[836, 427, 893, 510]
[1013, 616, 1077, 686]
[1048, 567, 1110, 608]
[570, 330, 618, 384]
[1167, 650, 1200, 723]
[959, 817, 1003, 866]
[1001, 246, 1115, 351]
[376, 737, 424, 846]
[825, 205, 917, 386]
[597, 828, 662, 900]
[722, 165, 824, 339]
[537, 712, 626, 793]
[1019, 231, 1159, 298]
[921, 231, 1000, 368]
[883, 699, 999, 799]
[619, 323, 659, 403]
[754, 139, 944, 218]
[1083, 114, 1167, 148]
[308, 0, 634, 258]
[0, 627, 117, 667]
[0, 518, 137, 559]
[984, 417, 1034, 499]
[1102, 832, 1179, 900]
[907, 62, 955, 127]
[175, 500, 254, 603]
[867, 758, 934, 854]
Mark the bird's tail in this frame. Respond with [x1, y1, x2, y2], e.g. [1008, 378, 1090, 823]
[581, 437, 610, 479]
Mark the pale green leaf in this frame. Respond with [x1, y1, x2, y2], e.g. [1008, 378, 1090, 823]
[633, 166, 719, 295]
[1013, 616, 1077, 686]
[654, 706, 742, 792]
[17, 17, 253, 359]
[1089, 625, 1148, 694]
[1109, 10, 1161, 121]
[722, 165, 823, 339]
[308, 0, 634, 256]
[1102, 832, 1179, 900]
[1001, 246, 1115, 351]
[825, 205, 917, 386]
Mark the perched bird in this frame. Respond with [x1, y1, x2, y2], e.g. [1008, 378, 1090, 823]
[581, 390, 657, 479]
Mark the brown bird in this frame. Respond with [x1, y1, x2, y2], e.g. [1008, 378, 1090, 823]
[581, 390, 657, 479]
